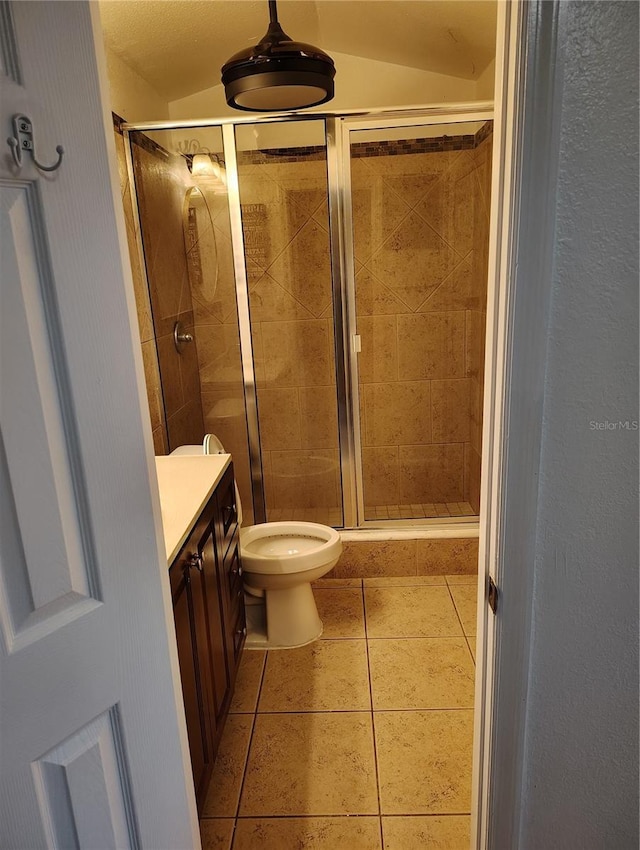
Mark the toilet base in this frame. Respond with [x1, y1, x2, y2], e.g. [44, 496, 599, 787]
[243, 582, 323, 649]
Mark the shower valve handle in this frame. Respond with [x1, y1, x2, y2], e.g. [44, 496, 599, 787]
[173, 321, 193, 352]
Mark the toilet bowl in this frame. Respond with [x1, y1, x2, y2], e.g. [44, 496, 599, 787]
[170, 437, 342, 649]
[241, 521, 341, 647]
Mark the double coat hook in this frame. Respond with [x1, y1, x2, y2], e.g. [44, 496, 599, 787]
[7, 114, 64, 172]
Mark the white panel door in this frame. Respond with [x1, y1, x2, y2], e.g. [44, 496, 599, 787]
[0, 3, 199, 847]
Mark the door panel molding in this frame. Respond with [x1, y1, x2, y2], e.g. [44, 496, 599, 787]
[0, 180, 101, 653]
[33, 706, 140, 850]
[0, 1, 21, 85]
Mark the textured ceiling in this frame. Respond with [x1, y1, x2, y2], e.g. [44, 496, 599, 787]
[99, 1, 497, 102]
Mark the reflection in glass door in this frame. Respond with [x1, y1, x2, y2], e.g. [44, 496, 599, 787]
[344, 118, 493, 522]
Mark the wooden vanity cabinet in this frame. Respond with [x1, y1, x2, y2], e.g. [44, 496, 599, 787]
[168, 462, 245, 813]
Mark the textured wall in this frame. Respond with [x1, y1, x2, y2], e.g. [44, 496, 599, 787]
[104, 46, 169, 123]
[168, 50, 480, 124]
[520, 3, 639, 847]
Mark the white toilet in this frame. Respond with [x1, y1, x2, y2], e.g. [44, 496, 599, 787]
[171, 437, 342, 649]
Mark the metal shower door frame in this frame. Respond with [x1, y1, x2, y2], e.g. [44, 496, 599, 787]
[332, 108, 494, 528]
[221, 123, 267, 523]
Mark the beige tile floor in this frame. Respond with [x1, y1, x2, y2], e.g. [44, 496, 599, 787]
[200, 574, 478, 850]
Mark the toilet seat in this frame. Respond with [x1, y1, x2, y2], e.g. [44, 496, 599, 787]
[240, 521, 341, 574]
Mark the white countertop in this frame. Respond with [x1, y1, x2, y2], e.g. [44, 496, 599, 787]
[155, 454, 231, 564]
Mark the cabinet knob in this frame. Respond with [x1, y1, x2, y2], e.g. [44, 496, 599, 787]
[231, 563, 242, 577]
[237, 626, 247, 637]
[187, 553, 203, 572]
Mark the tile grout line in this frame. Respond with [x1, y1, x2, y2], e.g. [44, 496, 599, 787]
[455, 577, 477, 665]
[446, 581, 476, 665]
[230, 651, 269, 850]
[361, 582, 385, 850]
[234, 706, 474, 715]
[218, 582, 474, 842]
[230, 812, 471, 819]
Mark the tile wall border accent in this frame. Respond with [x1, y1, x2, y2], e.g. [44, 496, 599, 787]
[236, 121, 493, 165]
[115, 118, 493, 169]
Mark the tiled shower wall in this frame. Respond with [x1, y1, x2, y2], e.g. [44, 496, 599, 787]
[237, 126, 492, 517]
[113, 126, 168, 455]
[237, 157, 343, 520]
[115, 123, 254, 520]
[116, 121, 491, 522]
[130, 136, 206, 452]
[353, 129, 493, 513]
[184, 182, 255, 525]
[115, 124, 207, 454]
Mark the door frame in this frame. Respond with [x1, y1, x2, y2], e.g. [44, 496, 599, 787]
[113, 0, 567, 844]
[471, 1, 567, 846]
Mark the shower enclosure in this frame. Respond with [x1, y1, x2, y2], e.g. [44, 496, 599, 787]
[120, 105, 493, 530]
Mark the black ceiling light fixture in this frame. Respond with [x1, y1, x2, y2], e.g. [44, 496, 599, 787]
[221, 0, 335, 112]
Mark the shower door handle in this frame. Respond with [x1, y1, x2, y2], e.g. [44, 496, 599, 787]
[352, 334, 361, 353]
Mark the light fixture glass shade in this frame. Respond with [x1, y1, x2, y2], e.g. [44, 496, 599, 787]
[221, 3, 335, 113]
[190, 154, 227, 192]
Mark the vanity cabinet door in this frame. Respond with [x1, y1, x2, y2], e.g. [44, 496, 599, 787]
[214, 463, 239, 561]
[169, 464, 246, 814]
[222, 536, 246, 672]
[169, 558, 214, 813]
[214, 464, 246, 674]
[200, 531, 230, 727]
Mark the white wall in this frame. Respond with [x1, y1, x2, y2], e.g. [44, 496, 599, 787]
[168, 49, 479, 123]
[520, 2, 638, 847]
[475, 58, 495, 100]
[104, 45, 169, 121]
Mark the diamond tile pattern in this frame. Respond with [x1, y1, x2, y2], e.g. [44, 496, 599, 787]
[224, 131, 492, 518]
[267, 218, 333, 317]
[368, 210, 459, 311]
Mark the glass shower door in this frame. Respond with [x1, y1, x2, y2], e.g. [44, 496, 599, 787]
[344, 117, 493, 522]
[234, 120, 344, 527]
